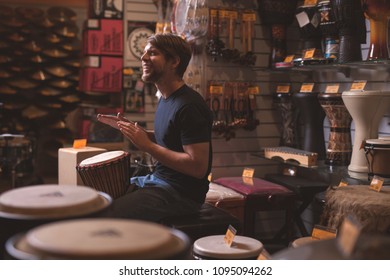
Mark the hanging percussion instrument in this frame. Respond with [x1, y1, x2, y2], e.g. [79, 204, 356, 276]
[341, 90, 390, 179]
[317, 0, 339, 59]
[361, 0, 390, 60]
[257, 0, 298, 67]
[318, 92, 352, 166]
[76, 150, 131, 199]
[364, 138, 390, 179]
[293, 92, 326, 160]
[6, 218, 191, 260]
[0, 184, 112, 258]
[192, 234, 263, 260]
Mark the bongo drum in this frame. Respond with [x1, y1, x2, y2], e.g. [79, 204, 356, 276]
[341, 90, 390, 179]
[77, 150, 131, 199]
[318, 93, 352, 166]
[257, 0, 298, 67]
[293, 92, 326, 160]
[0, 184, 112, 258]
[361, 0, 390, 60]
[6, 218, 191, 260]
[192, 235, 263, 260]
[364, 138, 390, 179]
[322, 185, 390, 233]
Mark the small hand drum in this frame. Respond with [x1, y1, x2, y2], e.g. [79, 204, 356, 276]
[77, 150, 131, 199]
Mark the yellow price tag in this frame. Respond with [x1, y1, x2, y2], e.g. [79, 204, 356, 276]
[210, 85, 223, 94]
[242, 167, 255, 178]
[338, 179, 348, 187]
[284, 55, 294, 63]
[304, 0, 318, 5]
[325, 84, 340, 94]
[350, 81, 367, 91]
[257, 249, 272, 260]
[224, 225, 237, 247]
[303, 48, 316, 59]
[276, 85, 290, 93]
[73, 139, 87, 149]
[300, 83, 314, 93]
[369, 175, 384, 192]
[311, 225, 337, 240]
[242, 12, 256, 22]
[247, 86, 260, 95]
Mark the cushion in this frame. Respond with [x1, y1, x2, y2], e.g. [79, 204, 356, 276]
[213, 177, 292, 196]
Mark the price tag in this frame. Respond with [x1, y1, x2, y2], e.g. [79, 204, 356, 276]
[242, 12, 256, 22]
[300, 83, 314, 93]
[229, 10, 238, 20]
[284, 55, 294, 63]
[338, 179, 348, 187]
[311, 225, 337, 240]
[304, 0, 318, 5]
[369, 175, 384, 192]
[257, 249, 272, 260]
[210, 85, 223, 94]
[73, 139, 87, 149]
[325, 84, 340, 94]
[276, 85, 290, 93]
[303, 48, 316, 59]
[224, 225, 237, 247]
[242, 167, 255, 178]
[350, 80, 367, 91]
[208, 173, 212, 182]
[247, 86, 260, 95]
[337, 216, 362, 257]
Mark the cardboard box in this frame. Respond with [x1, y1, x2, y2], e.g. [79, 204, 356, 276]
[83, 19, 123, 56]
[58, 146, 107, 186]
[79, 55, 123, 93]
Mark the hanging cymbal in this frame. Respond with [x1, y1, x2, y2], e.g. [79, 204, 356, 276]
[47, 7, 77, 23]
[31, 70, 52, 81]
[45, 33, 62, 44]
[0, 85, 17, 95]
[44, 65, 72, 78]
[0, 16, 26, 28]
[36, 17, 55, 29]
[39, 87, 63, 97]
[7, 32, 27, 43]
[21, 105, 48, 120]
[15, 7, 45, 22]
[30, 54, 46, 64]
[42, 48, 68, 58]
[24, 40, 43, 53]
[0, 69, 13, 79]
[7, 79, 39, 90]
[49, 79, 74, 89]
[54, 25, 79, 38]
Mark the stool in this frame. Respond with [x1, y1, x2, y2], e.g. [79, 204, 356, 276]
[212, 177, 296, 244]
[160, 203, 241, 243]
[265, 174, 329, 236]
[205, 182, 245, 226]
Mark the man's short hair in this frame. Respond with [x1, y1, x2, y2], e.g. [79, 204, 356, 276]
[147, 33, 192, 78]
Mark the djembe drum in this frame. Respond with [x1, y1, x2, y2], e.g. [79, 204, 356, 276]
[0, 184, 112, 258]
[293, 92, 326, 160]
[318, 93, 352, 165]
[364, 138, 390, 179]
[257, 0, 298, 68]
[6, 218, 191, 259]
[341, 90, 390, 179]
[317, 0, 339, 59]
[295, 4, 323, 59]
[361, 0, 390, 60]
[273, 92, 299, 148]
[330, 0, 366, 63]
[76, 150, 131, 199]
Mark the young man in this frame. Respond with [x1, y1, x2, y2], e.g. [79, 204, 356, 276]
[98, 33, 213, 221]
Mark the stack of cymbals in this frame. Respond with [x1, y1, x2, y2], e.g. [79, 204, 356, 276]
[0, 5, 83, 176]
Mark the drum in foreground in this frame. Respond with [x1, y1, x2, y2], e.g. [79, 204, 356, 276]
[76, 150, 131, 199]
[0, 184, 112, 258]
[192, 235, 263, 260]
[364, 138, 390, 179]
[6, 218, 191, 260]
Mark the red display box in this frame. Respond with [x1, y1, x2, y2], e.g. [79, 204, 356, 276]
[83, 19, 123, 56]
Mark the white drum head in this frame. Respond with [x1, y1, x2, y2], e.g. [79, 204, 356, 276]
[342, 90, 390, 96]
[365, 138, 390, 146]
[25, 218, 187, 259]
[79, 150, 125, 166]
[193, 235, 263, 259]
[0, 185, 110, 219]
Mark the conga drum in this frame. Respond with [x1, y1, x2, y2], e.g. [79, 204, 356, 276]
[257, 0, 298, 68]
[361, 0, 390, 60]
[317, 0, 339, 59]
[6, 218, 191, 259]
[293, 92, 326, 160]
[0, 184, 112, 258]
[364, 138, 390, 179]
[341, 90, 390, 179]
[330, 0, 366, 63]
[322, 185, 390, 233]
[273, 92, 299, 148]
[76, 150, 131, 199]
[295, 4, 323, 58]
[192, 235, 263, 260]
[318, 93, 352, 165]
